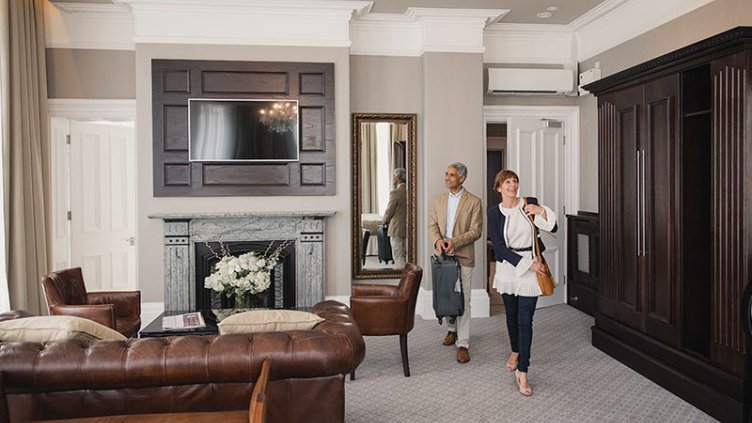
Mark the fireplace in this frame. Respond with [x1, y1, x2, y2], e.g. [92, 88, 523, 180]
[149, 211, 335, 311]
[195, 240, 296, 310]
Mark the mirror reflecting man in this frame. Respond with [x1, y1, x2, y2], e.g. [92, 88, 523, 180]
[382, 168, 407, 269]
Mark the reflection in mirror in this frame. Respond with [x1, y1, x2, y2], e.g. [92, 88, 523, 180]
[352, 114, 416, 279]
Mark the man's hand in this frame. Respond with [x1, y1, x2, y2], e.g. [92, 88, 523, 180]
[444, 239, 456, 254]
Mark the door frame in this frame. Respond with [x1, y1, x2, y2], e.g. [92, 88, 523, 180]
[483, 105, 580, 308]
[47, 99, 137, 280]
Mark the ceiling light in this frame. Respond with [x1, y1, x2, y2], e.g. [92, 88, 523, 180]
[546, 6, 559, 11]
[537, 11, 553, 18]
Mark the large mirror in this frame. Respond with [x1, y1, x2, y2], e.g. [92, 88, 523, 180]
[352, 113, 417, 279]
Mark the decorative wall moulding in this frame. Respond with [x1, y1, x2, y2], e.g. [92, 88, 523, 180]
[45, 2, 135, 50]
[350, 8, 508, 56]
[113, 0, 372, 47]
[572, 0, 714, 61]
[47, 99, 137, 120]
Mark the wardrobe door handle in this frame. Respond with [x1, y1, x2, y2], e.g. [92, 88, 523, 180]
[641, 150, 646, 256]
[635, 150, 641, 256]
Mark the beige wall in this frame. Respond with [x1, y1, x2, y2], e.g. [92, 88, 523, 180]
[135, 44, 351, 302]
[581, 0, 752, 77]
[46, 48, 135, 99]
[422, 52, 485, 289]
[350, 55, 423, 113]
[576, 0, 752, 213]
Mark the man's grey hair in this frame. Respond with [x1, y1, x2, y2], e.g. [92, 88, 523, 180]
[448, 162, 467, 179]
[393, 167, 407, 183]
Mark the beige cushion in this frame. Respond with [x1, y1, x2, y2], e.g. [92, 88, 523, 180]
[0, 315, 127, 342]
[218, 309, 325, 335]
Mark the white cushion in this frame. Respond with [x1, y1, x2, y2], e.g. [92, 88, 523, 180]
[0, 315, 127, 342]
[218, 309, 324, 335]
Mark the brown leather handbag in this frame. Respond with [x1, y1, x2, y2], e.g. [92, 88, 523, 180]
[524, 198, 555, 296]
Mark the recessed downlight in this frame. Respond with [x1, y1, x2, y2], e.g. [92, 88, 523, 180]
[546, 6, 559, 11]
[537, 11, 553, 18]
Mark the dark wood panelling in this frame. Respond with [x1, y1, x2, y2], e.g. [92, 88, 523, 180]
[598, 99, 618, 319]
[711, 51, 748, 375]
[643, 74, 679, 347]
[164, 163, 191, 186]
[567, 212, 599, 316]
[201, 71, 289, 94]
[163, 70, 190, 93]
[203, 165, 290, 186]
[300, 106, 325, 151]
[152, 59, 335, 196]
[300, 163, 325, 186]
[300, 73, 325, 95]
[163, 105, 188, 151]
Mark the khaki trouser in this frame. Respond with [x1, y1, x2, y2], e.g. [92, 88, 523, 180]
[390, 236, 406, 269]
[443, 265, 473, 348]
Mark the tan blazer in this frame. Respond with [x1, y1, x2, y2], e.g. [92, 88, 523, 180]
[428, 189, 483, 267]
[382, 183, 407, 237]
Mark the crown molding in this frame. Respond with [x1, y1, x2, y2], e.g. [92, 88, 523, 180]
[45, 2, 135, 50]
[573, 0, 714, 61]
[113, 0, 372, 47]
[350, 8, 508, 56]
[484, 23, 573, 65]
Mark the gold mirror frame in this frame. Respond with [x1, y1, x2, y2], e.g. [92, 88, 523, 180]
[352, 113, 417, 279]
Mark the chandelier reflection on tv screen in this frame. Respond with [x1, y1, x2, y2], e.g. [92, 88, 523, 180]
[259, 102, 298, 133]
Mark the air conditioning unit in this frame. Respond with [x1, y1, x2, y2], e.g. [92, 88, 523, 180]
[487, 68, 574, 95]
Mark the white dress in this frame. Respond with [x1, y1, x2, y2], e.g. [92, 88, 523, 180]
[492, 198, 557, 297]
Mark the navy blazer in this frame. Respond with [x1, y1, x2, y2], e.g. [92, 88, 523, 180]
[487, 197, 558, 266]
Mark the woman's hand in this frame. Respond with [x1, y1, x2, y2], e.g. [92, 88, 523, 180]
[530, 261, 547, 274]
[524, 204, 547, 220]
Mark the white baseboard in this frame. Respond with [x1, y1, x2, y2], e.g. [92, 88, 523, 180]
[141, 302, 164, 326]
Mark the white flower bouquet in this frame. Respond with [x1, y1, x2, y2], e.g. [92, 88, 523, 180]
[203, 240, 292, 300]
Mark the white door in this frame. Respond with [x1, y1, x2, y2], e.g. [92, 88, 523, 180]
[507, 117, 566, 308]
[69, 121, 136, 291]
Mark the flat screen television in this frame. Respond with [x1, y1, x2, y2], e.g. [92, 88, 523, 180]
[188, 99, 300, 162]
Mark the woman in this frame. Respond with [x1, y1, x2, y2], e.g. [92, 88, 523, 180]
[488, 170, 557, 396]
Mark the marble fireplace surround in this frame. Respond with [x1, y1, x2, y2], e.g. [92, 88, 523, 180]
[149, 211, 335, 311]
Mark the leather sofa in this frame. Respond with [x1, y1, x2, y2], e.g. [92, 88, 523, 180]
[0, 301, 364, 423]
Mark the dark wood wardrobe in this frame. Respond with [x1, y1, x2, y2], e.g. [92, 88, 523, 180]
[583, 27, 752, 422]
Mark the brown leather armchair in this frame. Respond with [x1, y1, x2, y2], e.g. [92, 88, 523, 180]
[350, 262, 423, 377]
[41, 267, 141, 338]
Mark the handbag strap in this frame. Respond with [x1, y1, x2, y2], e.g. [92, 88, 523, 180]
[523, 198, 544, 262]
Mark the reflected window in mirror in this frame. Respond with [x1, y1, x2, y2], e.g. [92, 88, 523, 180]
[352, 114, 416, 279]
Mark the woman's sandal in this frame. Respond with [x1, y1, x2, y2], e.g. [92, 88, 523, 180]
[515, 370, 533, 396]
[505, 361, 518, 372]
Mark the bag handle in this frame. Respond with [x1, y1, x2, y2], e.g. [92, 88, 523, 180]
[523, 198, 544, 263]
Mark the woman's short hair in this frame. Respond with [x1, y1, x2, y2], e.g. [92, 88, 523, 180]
[493, 169, 519, 192]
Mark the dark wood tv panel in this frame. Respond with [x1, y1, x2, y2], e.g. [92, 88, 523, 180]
[151, 59, 335, 197]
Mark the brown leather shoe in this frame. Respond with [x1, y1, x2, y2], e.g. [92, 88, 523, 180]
[442, 331, 457, 346]
[457, 347, 470, 363]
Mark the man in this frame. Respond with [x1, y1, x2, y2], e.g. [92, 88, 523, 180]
[382, 168, 407, 269]
[428, 162, 483, 364]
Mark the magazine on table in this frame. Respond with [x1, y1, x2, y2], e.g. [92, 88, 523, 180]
[162, 312, 206, 330]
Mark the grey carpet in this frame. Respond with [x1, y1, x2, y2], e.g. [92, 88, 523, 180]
[345, 305, 716, 422]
